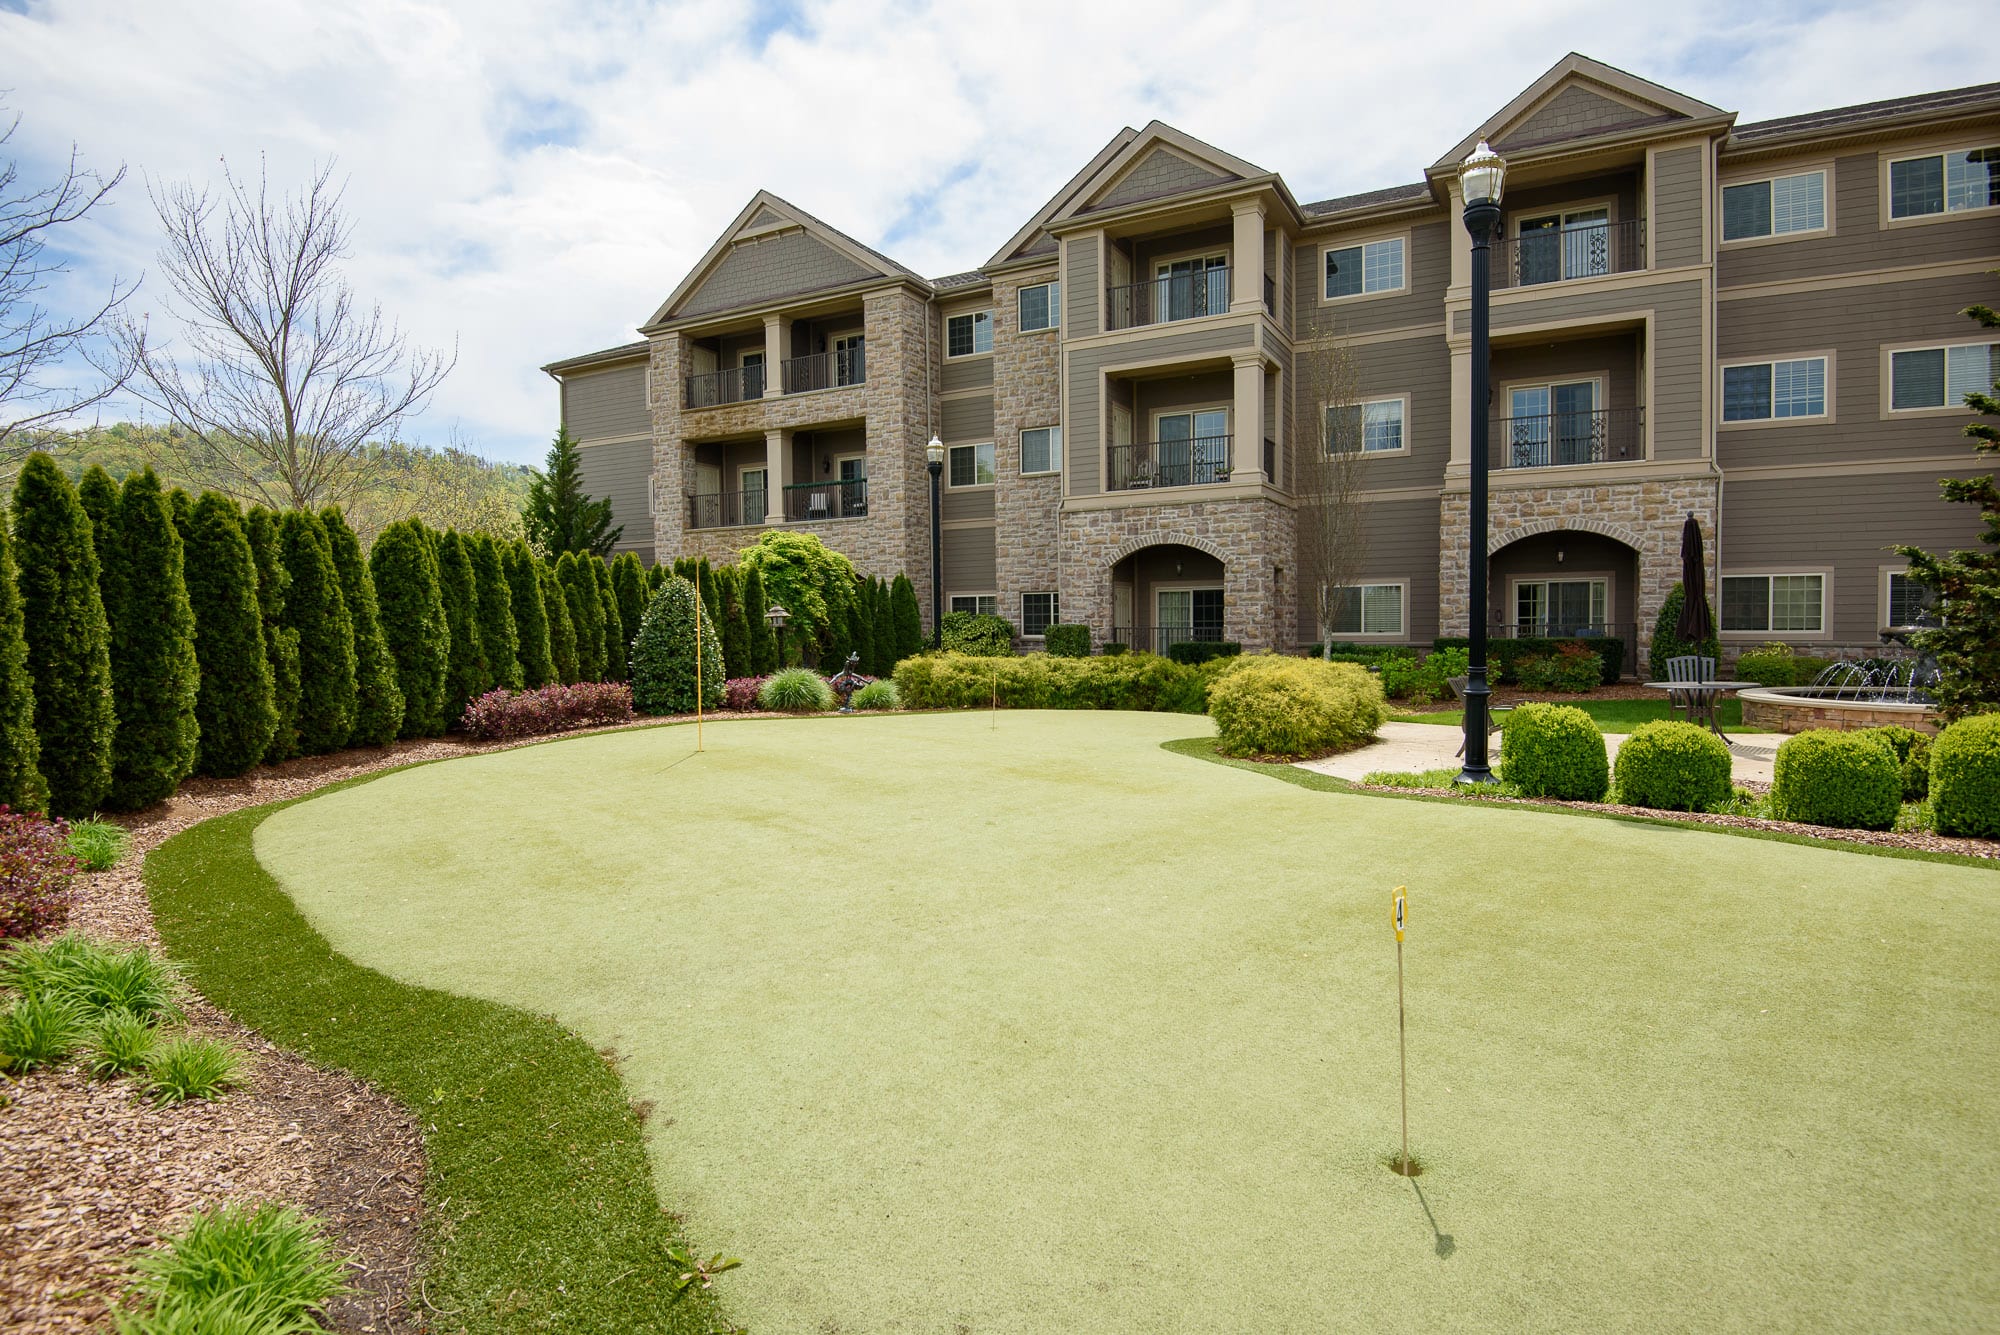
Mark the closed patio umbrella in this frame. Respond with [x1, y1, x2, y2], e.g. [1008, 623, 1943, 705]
[1676, 513, 1714, 644]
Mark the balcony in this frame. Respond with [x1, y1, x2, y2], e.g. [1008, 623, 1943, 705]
[687, 489, 765, 530]
[1489, 219, 1644, 291]
[685, 365, 764, 409]
[1108, 435, 1233, 491]
[782, 346, 865, 394]
[1107, 267, 1245, 331]
[1491, 407, 1642, 470]
[783, 477, 867, 522]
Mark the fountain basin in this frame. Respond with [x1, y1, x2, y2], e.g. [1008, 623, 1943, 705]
[1738, 686, 1940, 735]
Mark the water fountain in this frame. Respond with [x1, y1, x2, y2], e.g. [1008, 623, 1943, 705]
[1738, 643, 1943, 734]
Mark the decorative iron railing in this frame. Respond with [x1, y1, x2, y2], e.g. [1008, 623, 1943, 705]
[1107, 435, 1233, 491]
[1108, 625, 1227, 655]
[1105, 266, 1232, 330]
[686, 489, 765, 530]
[1490, 407, 1642, 470]
[782, 347, 866, 393]
[1489, 218, 1644, 289]
[684, 364, 764, 409]
[783, 477, 867, 522]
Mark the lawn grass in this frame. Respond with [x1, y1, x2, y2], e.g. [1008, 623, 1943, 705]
[1394, 695, 1757, 732]
[243, 711, 2000, 1332]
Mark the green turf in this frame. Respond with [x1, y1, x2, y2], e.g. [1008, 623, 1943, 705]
[1394, 696, 1758, 732]
[247, 712, 1999, 1332]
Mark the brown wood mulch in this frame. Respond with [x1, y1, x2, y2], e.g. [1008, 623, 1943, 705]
[0, 709, 752, 1335]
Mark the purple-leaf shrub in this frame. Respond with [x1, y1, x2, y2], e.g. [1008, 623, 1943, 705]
[460, 683, 635, 741]
[724, 676, 768, 711]
[0, 806, 77, 940]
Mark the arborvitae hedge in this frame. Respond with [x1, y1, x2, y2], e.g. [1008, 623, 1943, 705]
[437, 531, 490, 724]
[10, 454, 114, 816]
[630, 575, 723, 715]
[743, 564, 775, 673]
[718, 565, 751, 679]
[278, 509, 357, 755]
[183, 493, 276, 776]
[76, 465, 121, 607]
[872, 577, 898, 676]
[647, 562, 667, 594]
[611, 554, 648, 675]
[851, 574, 877, 678]
[0, 522, 47, 813]
[245, 508, 302, 763]
[540, 559, 580, 685]
[504, 540, 555, 689]
[321, 507, 405, 746]
[696, 557, 722, 632]
[105, 468, 200, 809]
[167, 487, 192, 540]
[370, 520, 449, 737]
[471, 534, 523, 691]
[557, 552, 605, 682]
[592, 557, 625, 682]
[891, 573, 924, 661]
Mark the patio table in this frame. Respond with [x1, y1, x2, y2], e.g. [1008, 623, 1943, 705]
[1641, 680, 1755, 744]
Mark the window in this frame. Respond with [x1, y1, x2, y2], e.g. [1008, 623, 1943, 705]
[946, 310, 993, 357]
[1890, 342, 2000, 409]
[1886, 572, 1935, 628]
[833, 333, 865, 386]
[1504, 380, 1600, 466]
[1515, 208, 1612, 283]
[1723, 171, 1826, 240]
[1151, 409, 1230, 486]
[1021, 592, 1059, 637]
[1018, 282, 1060, 332]
[1020, 426, 1061, 475]
[1324, 237, 1405, 298]
[950, 594, 998, 617]
[1327, 583, 1404, 637]
[1721, 574, 1824, 633]
[1516, 579, 1607, 634]
[948, 442, 995, 487]
[1890, 146, 2000, 218]
[1156, 588, 1225, 642]
[741, 467, 768, 523]
[1326, 398, 1405, 454]
[1723, 357, 1826, 421]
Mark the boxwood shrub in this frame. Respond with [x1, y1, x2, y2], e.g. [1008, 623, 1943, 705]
[1500, 703, 1609, 800]
[1043, 624, 1091, 658]
[1167, 640, 1240, 666]
[1613, 720, 1733, 812]
[1769, 729, 1902, 830]
[1205, 656, 1387, 760]
[1514, 644, 1602, 693]
[1734, 642, 1837, 687]
[1930, 713, 2000, 839]
[1864, 725, 1933, 802]
[893, 651, 1205, 713]
[939, 612, 1014, 656]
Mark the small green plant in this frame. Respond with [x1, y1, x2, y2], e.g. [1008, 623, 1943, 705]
[1, 933, 184, 1023]
[144, 1035, 246, 1105]
[1042, 624, 1091, 658]
[665, 1244, 742, 1298]
[1930, 713, 2000, 839]
[1501, 703, 1610, 800]
[0, 930, 96, 997]
[850, 680, 899, 711]
[1361, 767, 1510, 795]
[758, 667, 836, 713]
[115, 1202, 350, 1333]
[1514, 644, 1602, 693]
[0, 993, 86, 1072]
[89, 1009, 160, 1078]
[63, 818, 131, 871]
[1770, 730, 1903, 830]
[1613, 720, 1734, 812]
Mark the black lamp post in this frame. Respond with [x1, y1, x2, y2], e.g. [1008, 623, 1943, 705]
[1457, 140, 1507, 785]
[765, 602, 789, 669]
[926, 434, 945, 648]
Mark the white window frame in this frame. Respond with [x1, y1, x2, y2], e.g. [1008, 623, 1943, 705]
[1020, 591, 1060, 638]
[945, 309, 993, 359]
[1019, 425, 1062, 476]
[947, 441, 996, 488]
[1509, 575, 1612, 633]
[738, 464, 769, 523]
[949, 593, 999, 617]
[1320, 231, 1409, 303]
[1720, 168, 1830, 245]
[1719, 570, 1831, 640]
[1717, 353, 1833, 428]
[1324, 580, 1408, 639]
[1017, 281, 1061, 333]
[1322, 394, 1411, 457]
[1879, 566, 1936, 631]
[1883, 141, 2000, 226]
[1881, 338, 2000, 417]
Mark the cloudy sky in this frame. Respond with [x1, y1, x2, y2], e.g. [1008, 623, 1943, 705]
[3, 0, 1985, 463]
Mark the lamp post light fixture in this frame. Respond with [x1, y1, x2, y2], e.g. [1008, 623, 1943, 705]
[926, 434, 946, 649]
[1457, 139, 1506, 785]
[764, 602, 790, 669]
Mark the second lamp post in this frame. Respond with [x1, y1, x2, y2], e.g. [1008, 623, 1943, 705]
[926, 434, 945, 649]
[1457, 139, 1506, 784]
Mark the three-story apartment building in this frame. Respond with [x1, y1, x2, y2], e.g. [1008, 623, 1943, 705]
[543, 54, 2000, 666]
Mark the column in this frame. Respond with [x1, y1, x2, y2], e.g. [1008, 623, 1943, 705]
[1230, 200, 1266, 315]
[1232, 350, 1265, 484]
[764, 427, 789, 524]
[1448, 343, 1472, 470]
[762, 315, 789, 397]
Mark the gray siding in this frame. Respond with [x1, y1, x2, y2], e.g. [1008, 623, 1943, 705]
[676, 231, 875, 318]
[1087, 149, 1231, 212]
[1297, 495, 1440, 644]
[1505, 171, 1640, 231]
[576, 438, 655, 561]
[942, 395, 995, 441]
[943, 489, 996, 522]
[1065, 320, 1257, 495]
[941, 358, 994, 392]
[562, 364, 650, 441]
[1651, 146, 1706, 269]
[1295, 219, 1451, 336]
[1304, 334, 1453, 492]
[1064, 235, 1100, 338]
[943, 524, 998, 590]
[1500, 86, 1664, 150]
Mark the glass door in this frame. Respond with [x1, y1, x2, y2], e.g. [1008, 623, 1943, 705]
[1155, 410, 1229, 486]
[1507, 386, 1551, 468]
[1155, 254, 1228, 321]
[1552, 381, 1599, 464]
[838, 455, 866, 516]
[1516, 579, 1607, 634]
[1517, 208, 1611, 284]
[739, 350, 766, 399]
[740, 467, 768, 524]
[834, 334, 864, 386]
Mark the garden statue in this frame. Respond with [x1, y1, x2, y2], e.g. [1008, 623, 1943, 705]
[828, 653, 869, 711]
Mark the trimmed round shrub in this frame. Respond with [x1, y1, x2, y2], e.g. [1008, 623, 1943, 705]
[1043, 624, 1090, 658]
[1500, 703, 1609, 800]
[759, 667, 835, 713]
[939, 611, 1014, 656]
[851, 680, 899, 711]
[1931, 713, 2000, 839]
[1769, 729, 1902, 830]
[1205, 656, 1387, 759]
[1864, 725, 1932, 802]
[1735, 642, 1803, 686]
[630, 575, 722, 715]
[1613, 720, 1733, 812]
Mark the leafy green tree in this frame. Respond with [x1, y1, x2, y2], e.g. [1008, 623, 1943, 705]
[10, 454, 114, 815]
[369, 519, 449, 737]
[105, 468, 200, 808]
[592, 557, 626, 681]
[0, 522, 47, 812]
[503, 540, 555, 689]
[891, 573, 923, 662]
[742, 563, 775, 674]
[739, 531, 861, 658]
[470, 533, 522, 691]
[244, 508, 302, 762]
[610, 553, 648, 676]
[436, 530, 489, 724]
[539, 559, 579, 684]
[630, 575, 722, 715]
[522, 427, 622, 557]
[183, 493, 276, 775]
[850, 574, 876, 677]
[556, 551, 606, 682]
[321, 507, 405, 745]
[278, 510, 357, 754]
[717, 565, 751, 679]
[872, 577, 898, 676]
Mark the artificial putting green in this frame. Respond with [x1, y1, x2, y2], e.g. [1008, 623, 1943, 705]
[251, 711, 1999, 1332]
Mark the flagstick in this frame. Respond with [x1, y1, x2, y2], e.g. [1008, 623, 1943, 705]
[1398, 932, 1408, 1173]
[991, 669, 998, 730]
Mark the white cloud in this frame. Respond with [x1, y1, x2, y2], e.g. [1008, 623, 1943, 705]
[2, 0, 1981, 462]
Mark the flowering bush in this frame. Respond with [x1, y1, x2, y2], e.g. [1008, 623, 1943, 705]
[1, 807, 77, 940]
[1515, 643, 1602, 693]
[723, 676, 768, 711]
[460, 682, 634, 742]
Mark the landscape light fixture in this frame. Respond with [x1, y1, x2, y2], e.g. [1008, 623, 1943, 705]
[1456, 140, 1506, 784]
[765, 602, 790, 668]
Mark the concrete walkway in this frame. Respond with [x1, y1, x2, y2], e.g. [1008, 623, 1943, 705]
[1299, 721, 1780, 784]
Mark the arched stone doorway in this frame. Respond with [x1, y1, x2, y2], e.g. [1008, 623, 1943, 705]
[1487, 528, 1640, 674]
[1109, 542, 1225, 655]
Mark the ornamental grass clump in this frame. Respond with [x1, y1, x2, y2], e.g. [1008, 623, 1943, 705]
[851, 679, 899, 710]
[1, 805, 78, 939]
[89, 1009, 160, 1078]
[1769, 729, 1903, 830]
[144, 1035, 245, 1105]
[1500, 703, 1610, 800]
[1930, 712, 2000, 839]
[115, 1202, 350, 1334]
[1205, 656, 1387, 760]
[759, 667, 836, 713]
[1613, 720, 1733, 812]
[459, 682, 635, 741]
[0, 992, 85, 1072]
[64, 818, 130, 871]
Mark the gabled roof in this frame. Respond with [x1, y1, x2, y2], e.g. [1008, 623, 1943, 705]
[1301, 181, 1435, 220]
[540, 340, 649, 376]
[1731, 80, 2000, 146]
[1432, 53, 1728, 172]
[930, 270, 990, 291]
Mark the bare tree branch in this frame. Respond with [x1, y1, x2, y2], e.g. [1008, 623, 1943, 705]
[1292, 306, 1368, 655]
[115, 156, 456, 512]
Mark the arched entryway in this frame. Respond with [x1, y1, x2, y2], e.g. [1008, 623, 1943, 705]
[1487, 529, 1639, 674]
[1109, 543, 1225, 655]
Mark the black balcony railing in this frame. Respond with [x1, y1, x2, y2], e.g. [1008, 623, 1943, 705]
[1490, 218, 1644, 290]
[1107, 435, 1233, 490]
[783, 347, 866, 393]
[1491, 407, 1642, 470]
[1108, 625, 1227, 655]
[783, 477, 867, 522]
[685, 364, 764, 409]
[1106, 266, 1232, 330]
[686, 489, 766, 530]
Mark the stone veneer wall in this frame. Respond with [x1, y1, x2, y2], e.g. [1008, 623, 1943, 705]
[1740, 693, 1939, 735]
[990, 265, 1063, 629]
[1440, 476, 1718, 668]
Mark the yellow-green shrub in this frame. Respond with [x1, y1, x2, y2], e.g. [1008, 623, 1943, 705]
[1205, 656, 1387, 759]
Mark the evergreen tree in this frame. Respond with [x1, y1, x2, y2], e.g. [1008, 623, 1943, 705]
[76, 465, 122, 625]
[556, 551, 606, 681]
[873, 577, 899, 675]
[522, 426, 623, 557]
[370, 520, 450, 737]
[540, 559, 580, 684]
[105, 468, 200, 809]
[436, 530, 489, 724]
[695, 556, 722, 631]
[891, 573, 923, 661]
[718, 565, 752, 679]
[278, 510, 357, 754]
[851, 573, 877, 677]
[10, 454, 114, 816]
[592, 557, 626, 681]
[167, 487, 193, 541]
[471, 533, 523, 691]
[819, 575, 854, 669]
[647, 561, 667, 593]
[743, 563, 775, 673]
[183, 493, 277, 776]
[0, 522, 47, 813]
[504, 540, 555, 689]
[1648, 582, 1720, 680]
[629, 575, 723, 715]
[321, 507, 405, 745]
[611, 553, 648, 674]
[245, 508, 302, 762]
